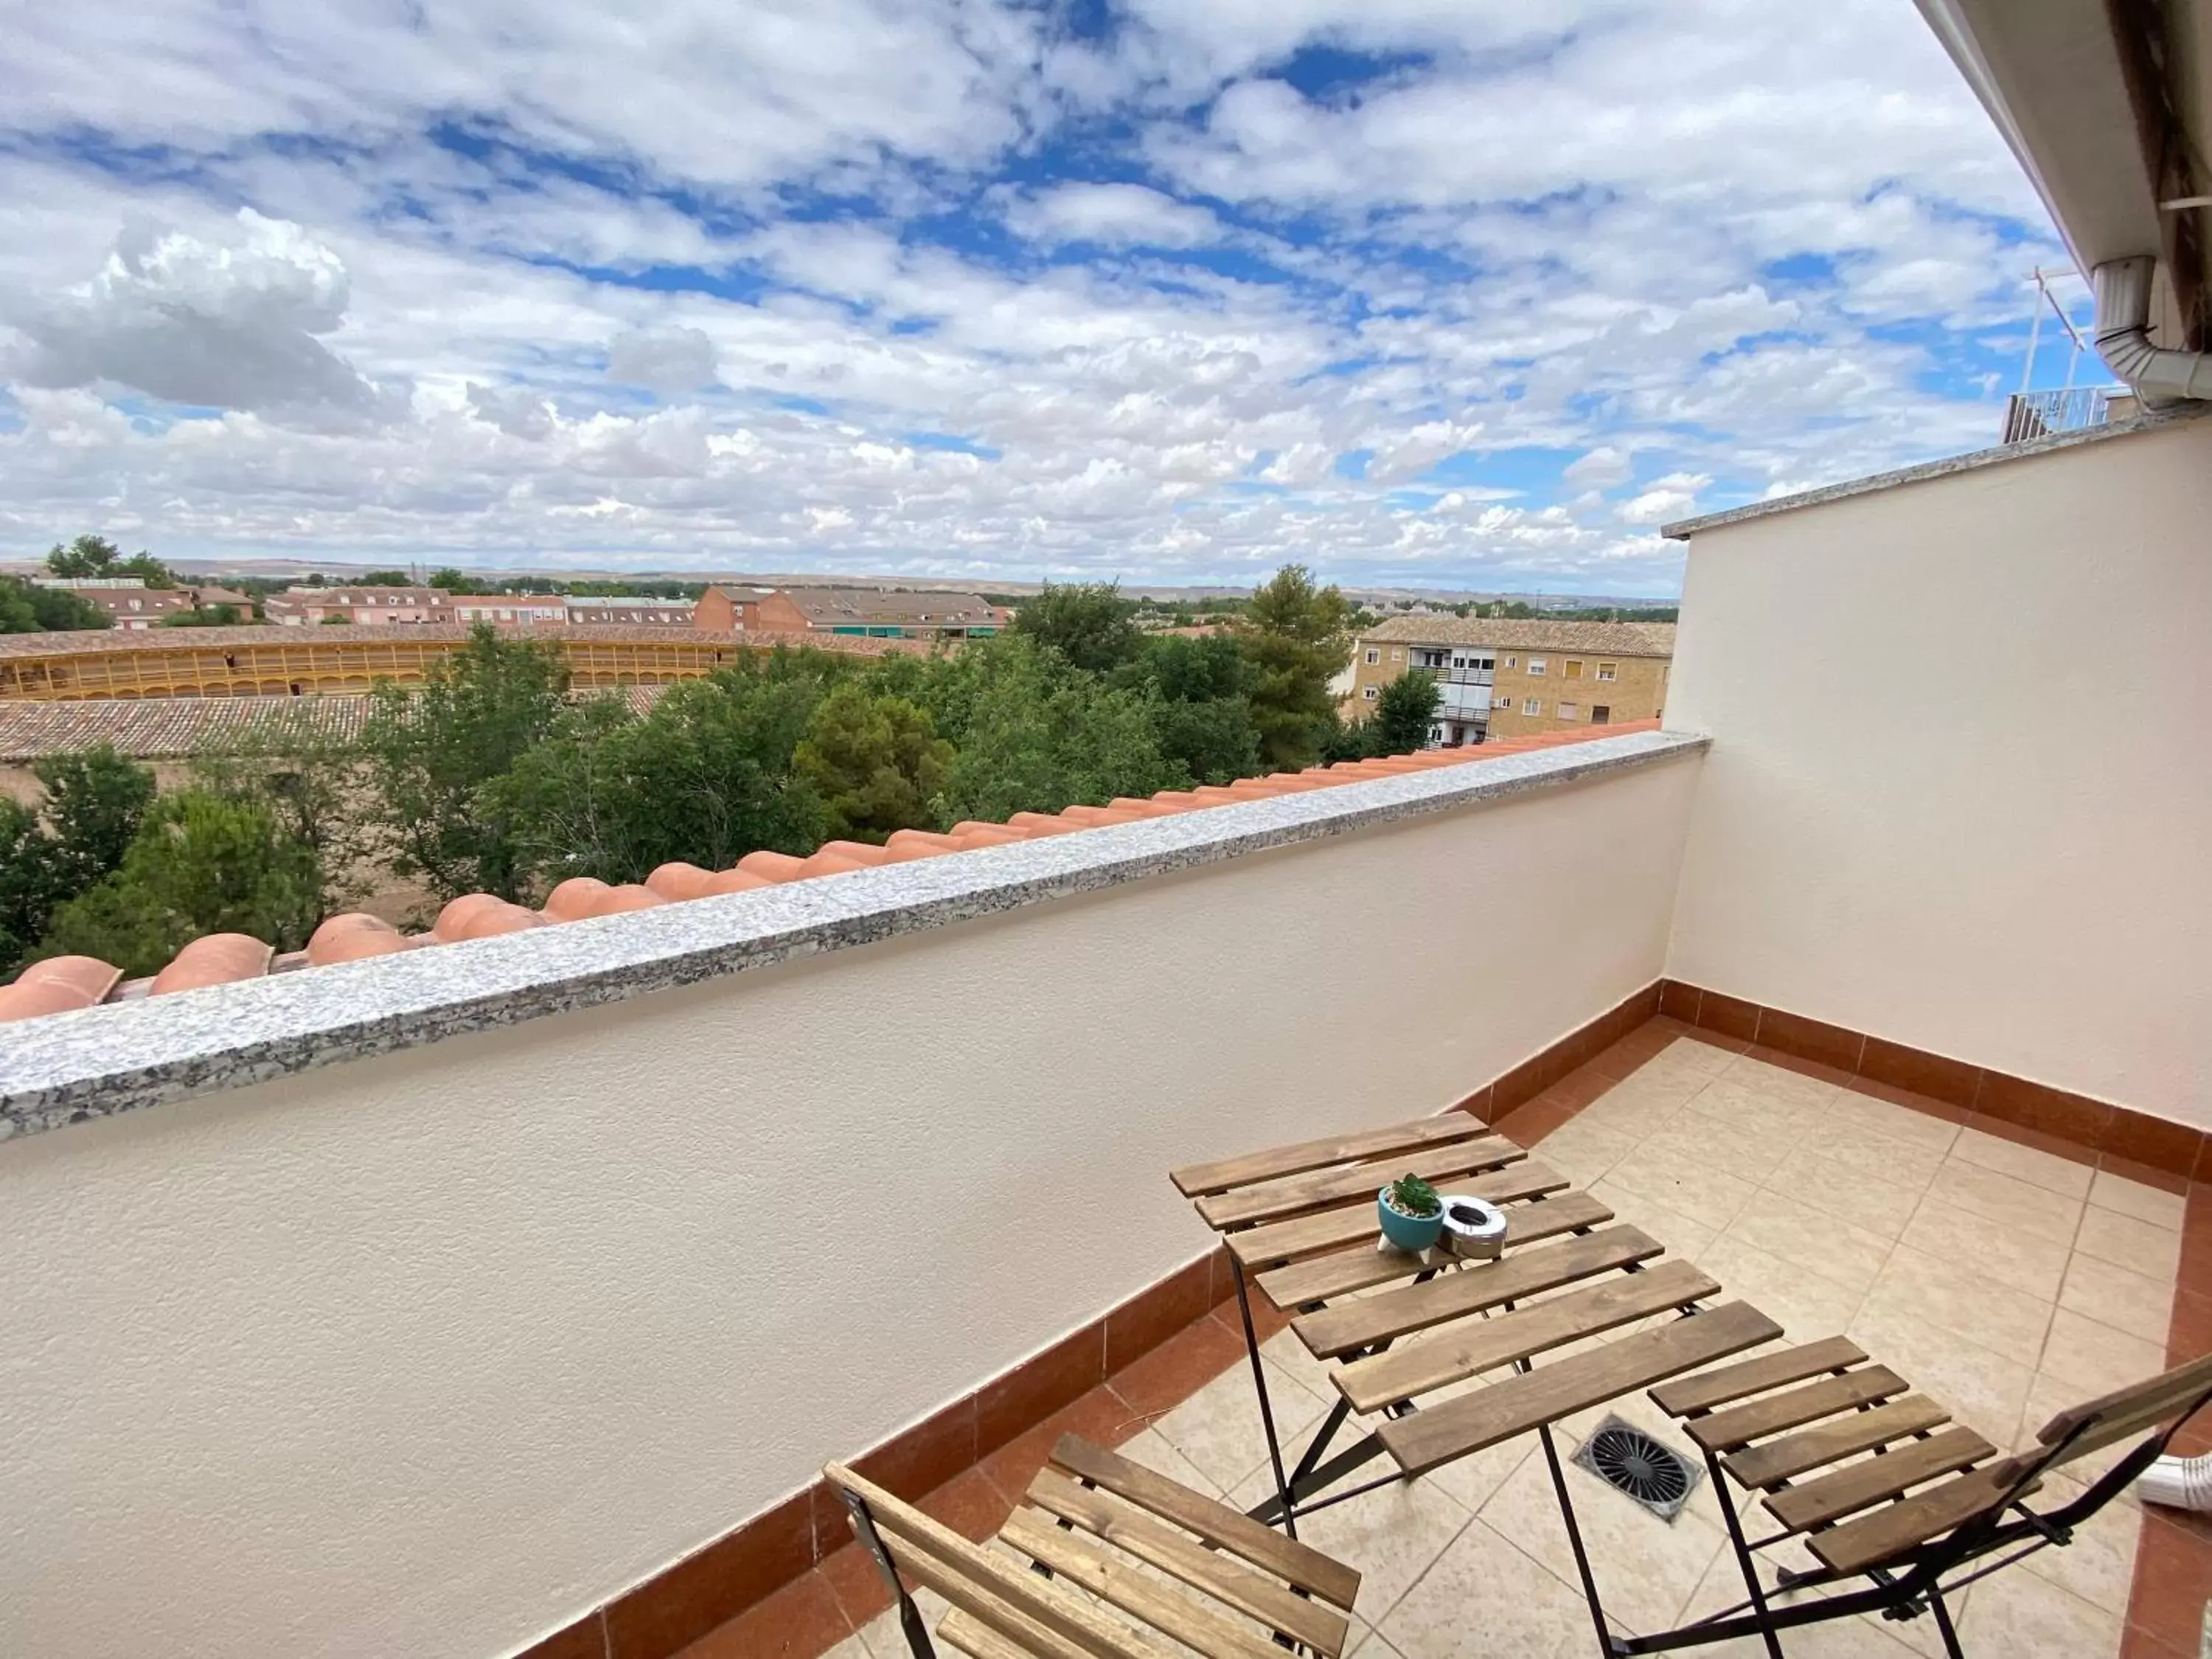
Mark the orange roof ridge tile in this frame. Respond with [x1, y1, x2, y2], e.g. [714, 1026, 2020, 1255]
[0, 724, 1650, 1023]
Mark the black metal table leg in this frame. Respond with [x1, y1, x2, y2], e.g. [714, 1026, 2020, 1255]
[1705, 1448, 1784, 1659]
[1232, 1265, 1301, 1538]
[1540, 1422, 1619, 1658]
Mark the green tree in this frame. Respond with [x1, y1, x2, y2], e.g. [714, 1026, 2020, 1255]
[1009, 581, 1144, 673]
[1123, 633, 1261, 784]
[428, 567, 484, 594]
[493, 673, 831, 887]
[43, 790, 321, 975]
[0, 748, 157, 973]
[1371, 669, 1441, 755]
[160, 602, 246, 627]
[939, 637, 1185, 821]
[44, 534, 178, 588]
[355, 625, 569, 902]
[193, 720, 372, 915]
[1239, 564, 1355, 770]
[0, 577, 113, 633]
[793, 683, 952, 842]
[358, 570, 415, 587]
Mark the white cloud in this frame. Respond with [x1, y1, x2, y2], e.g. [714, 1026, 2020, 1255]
[1005, 183, 1218, 248]
[4, 209, 403, 425]
[1563, 445, 1632, 488]
[0, 0, 2060, 594]
[605, 327, 718, 394]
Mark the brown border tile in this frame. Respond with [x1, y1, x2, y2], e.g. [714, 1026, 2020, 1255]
[516, 1613, 608, 1659]
[1658, 980, 1702, 1023]
[1489, 1054, 1549, 1117]
[1742, 1043, 1857, 1090]
[1102, 1311, 1245, 1419]
[2100, 1155, 2192, 1196]
[1859, 1037, 1982, 1109]
[1450, 1081, 1494, 1121]
[1975, 1071, 2115, 1147]
[850, 1394, 977, 1502]
[1754, 1008, 1864, 1074]
[604, 1486, 814, 1659]
[1694, 989, 1761, 1043]
[974, 1319, 1103, 1457]
[1102, 1253, 1213, 1374]
[670, 1568, 849, 1659]
[2100, 1110, 2206, 1183]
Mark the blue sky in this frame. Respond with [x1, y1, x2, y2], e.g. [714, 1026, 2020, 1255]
[0, 1, 2081, 595]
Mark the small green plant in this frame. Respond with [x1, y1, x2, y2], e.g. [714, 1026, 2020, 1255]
[1385, 1173, 1441, 1217]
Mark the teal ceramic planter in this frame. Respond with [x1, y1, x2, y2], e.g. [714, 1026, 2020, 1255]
[1377, 1187, 1445, 1252]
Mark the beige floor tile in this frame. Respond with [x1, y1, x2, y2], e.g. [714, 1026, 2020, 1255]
[1585, 1178, 1721, 1260]
[1116, 1423, 1229, 1498]
[2038, 1307, 2169, 1397]
[1600, 1144, 1759, 1233]
[1687, 1073, 1823, 1130]
[1956, 1559, 2122, 1658]
[2015, 1470, 2144, 1616]
[1716, 1054, 1842, 1112]
[2058, 1251, 2178, 1346]
[1898, 1201, 2071, 1302]
[1827, 1087, 1964, 1157]
[1950, 1126, 2097, 1198]
[1377, 1517, 1608, 1659]
[1534, 1116, 1641, 1188]
[1639, 1103, 1801, 1186]
[1797, 1113, 1950, 1188]
[2088, 1168, 2188, 1230]
[1848, 1301, 2037, 1450]
[1478, 1433, 1728, 1635]
[1578, 1075, 1703, 1139]
[1287, 1474, 1472, 1627]
[1921, 1160, 2085, 1240]
[1261, 1325, 1339, 1399]
[1675, 1547, 1930, 1658]
[2073, 1205, 2183, 1282]
[1763, 1145, 1933, 1239]
[1349, 1630, 1409, 1659]
[1721, 1186, 1896, 1298]
[856, 1588, 950, 1658]
[1694, 1236, 1867, 1344]
[1858, 1243, 2055, 1362]
[1658, 1040, 1742, 1079]
[1150, 1354, 1318, 1504]
[1413, 1425, 1539, 1514]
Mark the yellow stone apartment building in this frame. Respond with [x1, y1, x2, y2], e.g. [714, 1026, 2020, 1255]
[1347, 616, 1676, 745]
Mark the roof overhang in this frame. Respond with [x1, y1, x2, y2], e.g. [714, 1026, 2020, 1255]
[1916, 0, 2208, 347]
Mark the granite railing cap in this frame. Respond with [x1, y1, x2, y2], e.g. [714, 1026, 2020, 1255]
[0, 727, 1707, 1143]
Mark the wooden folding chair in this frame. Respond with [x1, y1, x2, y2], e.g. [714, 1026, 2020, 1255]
[1631, 1343, 2212, 1657]
[822, 1433, 1362, 1658]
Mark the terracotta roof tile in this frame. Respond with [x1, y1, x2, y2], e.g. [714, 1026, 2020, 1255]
[1358, 616, 1677, 656]
[0, 721, 1659, 1024]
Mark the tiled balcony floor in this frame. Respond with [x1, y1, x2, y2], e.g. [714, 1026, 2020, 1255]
[699, 1028, 2209, 1659]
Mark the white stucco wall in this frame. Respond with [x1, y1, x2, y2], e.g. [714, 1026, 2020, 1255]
[1666, 416, 2212, 1127]
[0, 752, 1699, 1659]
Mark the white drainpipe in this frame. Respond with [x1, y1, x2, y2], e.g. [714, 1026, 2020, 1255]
[2093, 257, 2212, 403]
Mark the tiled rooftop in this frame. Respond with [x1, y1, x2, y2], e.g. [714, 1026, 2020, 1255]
[711, 1023, 2207, 1659]
[1358, 616, 1678, 656]
[0, 722, 1655, 1023]
[0, 623, 928, 659]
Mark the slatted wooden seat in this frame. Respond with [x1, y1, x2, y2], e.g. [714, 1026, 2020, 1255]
[823, 1433, 1362, 1659]
[1653, 1341, 2212, 1582]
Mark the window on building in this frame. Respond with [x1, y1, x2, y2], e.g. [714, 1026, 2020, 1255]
[1527, 657, 1546, 675]
[1523, 697, 1541, 715]
[1565, 660, 1583, 678]
[1503, 656, 1515, 669]
[1364, 648, 1379, 664]
[1363, 686, 1379, 700]
[1592, 706, 1611, 723]
[1390, 647, 1404, 661]
[1597, 662, 1617, 681]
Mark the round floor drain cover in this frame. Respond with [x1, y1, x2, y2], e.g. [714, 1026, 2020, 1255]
[1571, 1417, 1703, 1522]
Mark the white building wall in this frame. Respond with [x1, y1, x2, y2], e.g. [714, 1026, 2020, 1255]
[1666, 416, 2212, 1127]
